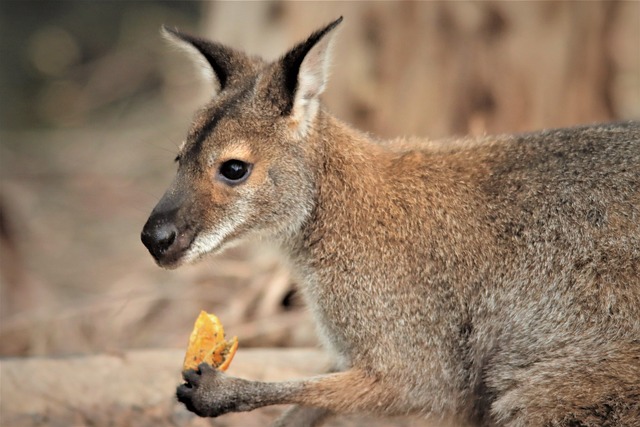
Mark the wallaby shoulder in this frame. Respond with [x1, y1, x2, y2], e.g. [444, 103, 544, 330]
[303, 117, 640, 293]
[379, 120, 640, 179]
[305, 118, 640, 244]
[296, 114, 640, 359]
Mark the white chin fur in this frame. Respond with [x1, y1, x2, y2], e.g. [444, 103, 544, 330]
[182, 201, 248, 264]
[182, 231, 228, 264]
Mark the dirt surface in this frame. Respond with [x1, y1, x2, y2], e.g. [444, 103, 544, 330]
[1, 348, 436, 427]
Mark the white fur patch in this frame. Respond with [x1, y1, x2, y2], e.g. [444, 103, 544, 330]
[182, 199, 248, 263]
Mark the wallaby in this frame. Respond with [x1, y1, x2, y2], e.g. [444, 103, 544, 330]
[141, 18, 640, 427]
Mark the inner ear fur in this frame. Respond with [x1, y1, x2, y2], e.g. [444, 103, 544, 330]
[280, 17, 343, 111]
[271, 17, 343, 131]
[162, 26, 257, 91]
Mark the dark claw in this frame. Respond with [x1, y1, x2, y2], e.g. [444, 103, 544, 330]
[197, 362, 214, 373]
[182, 368, 201, 385]
[176, 383, 197, 413]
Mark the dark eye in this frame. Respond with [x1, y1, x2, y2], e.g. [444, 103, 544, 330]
[218, 159, 252, 184]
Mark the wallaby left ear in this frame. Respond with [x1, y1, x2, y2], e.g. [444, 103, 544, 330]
[278, 17, 343, 136]
[162, 26, 255, 93]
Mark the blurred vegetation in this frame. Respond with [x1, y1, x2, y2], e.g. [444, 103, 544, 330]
[0, 1, 200, 130]
[0, 1, 222, 357]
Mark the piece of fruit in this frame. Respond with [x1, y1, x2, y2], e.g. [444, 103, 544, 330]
[183, 310, 238, 371]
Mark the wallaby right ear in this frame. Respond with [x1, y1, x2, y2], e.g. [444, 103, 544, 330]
[273, 17, 343, 137]
[162, 26, 251, 92]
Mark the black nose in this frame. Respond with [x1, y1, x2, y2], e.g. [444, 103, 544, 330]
[141, 219, 178, 260]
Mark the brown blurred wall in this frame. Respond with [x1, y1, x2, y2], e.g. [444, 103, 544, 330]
[202, 1, 639, 139]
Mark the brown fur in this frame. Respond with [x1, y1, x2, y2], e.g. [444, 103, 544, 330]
[141, 19, 640, 427]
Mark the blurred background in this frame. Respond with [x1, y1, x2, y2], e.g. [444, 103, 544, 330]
[1, 1, 639, 360]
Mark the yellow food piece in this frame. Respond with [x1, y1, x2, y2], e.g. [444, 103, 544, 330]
[183, 310, 238, 371]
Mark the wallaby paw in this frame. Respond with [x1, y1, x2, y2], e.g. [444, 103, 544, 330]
[177, 363, 245, 417]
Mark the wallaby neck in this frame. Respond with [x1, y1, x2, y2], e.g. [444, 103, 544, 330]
[284, 110, 388, 266]
[283, 110, 485, 278]
[310, 110, 385, 185]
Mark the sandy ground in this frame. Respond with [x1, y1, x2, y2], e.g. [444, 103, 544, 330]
[1, 348, 438, 427]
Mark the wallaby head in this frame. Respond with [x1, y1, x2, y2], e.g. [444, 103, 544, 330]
[141, 18, 342, 268]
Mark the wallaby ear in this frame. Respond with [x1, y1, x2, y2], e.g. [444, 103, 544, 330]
[277, 17, 343, 136]
[162, 26, 252, 92]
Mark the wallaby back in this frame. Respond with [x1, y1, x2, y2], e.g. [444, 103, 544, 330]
[142, 18, 640, 426]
